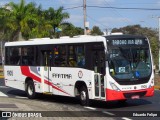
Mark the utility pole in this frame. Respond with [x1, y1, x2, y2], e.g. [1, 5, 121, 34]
[151, 16, 160, 73]
[83, 0, 87, 35]
[158, 17, 160, 73]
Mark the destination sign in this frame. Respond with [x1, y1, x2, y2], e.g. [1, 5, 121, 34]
[112, 39, 144, 45]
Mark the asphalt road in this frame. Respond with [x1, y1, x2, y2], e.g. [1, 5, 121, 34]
[0, 78, 160, 120]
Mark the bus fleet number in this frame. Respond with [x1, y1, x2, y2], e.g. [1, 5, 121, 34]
[7, 70, 13, 76]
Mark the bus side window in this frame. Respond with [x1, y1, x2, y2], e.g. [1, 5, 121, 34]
[54, 46, 67, 67]
[10, 47, 21, 65]
[5, 48, 10, 65]
[21, 47, 34, 66]
[77, 46, 85, 67]
[68, 45, 77, 67]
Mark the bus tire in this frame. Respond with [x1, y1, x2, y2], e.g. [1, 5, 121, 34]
[79, 86, 89, 106]
[26, 80, 36, 99]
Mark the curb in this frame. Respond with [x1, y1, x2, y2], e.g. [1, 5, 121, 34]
[0, 76, 4, 79]
[154, 86, 160, 90]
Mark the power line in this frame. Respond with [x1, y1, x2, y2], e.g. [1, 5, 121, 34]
[87, 15, 108, 29]
[103, 0, 131, 25]
[87, 5, 160, 11]
[62, 6, 82, 10]
[107, 3, 158, 5]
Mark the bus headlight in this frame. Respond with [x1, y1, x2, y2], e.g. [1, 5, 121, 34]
[148, 79, 154, 88]
[109, 82, 121, 91]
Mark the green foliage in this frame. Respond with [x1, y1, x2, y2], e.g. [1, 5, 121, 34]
[90, 26, 103, 35]
[61, 24, 83, 37]
[112, 25, 159, 68]
[0, 0, 70, 41]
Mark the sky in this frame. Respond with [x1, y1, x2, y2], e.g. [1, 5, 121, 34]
[1, 0, 160, 32]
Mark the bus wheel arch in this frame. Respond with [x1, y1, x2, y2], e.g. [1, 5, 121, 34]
[25, 77, 36, 99]
[75, 81, 89, 106]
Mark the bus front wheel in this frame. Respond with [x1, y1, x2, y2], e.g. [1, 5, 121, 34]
[79, 86, 89, 106]
[26, 80, 36, 99]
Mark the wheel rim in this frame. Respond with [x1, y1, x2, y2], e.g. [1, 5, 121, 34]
[80, 91, 86, 101]
[28, 85, 33, 95]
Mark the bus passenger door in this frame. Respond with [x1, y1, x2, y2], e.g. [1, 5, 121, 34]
[42, 50, 53, 93]
[92, 49, 105, 99]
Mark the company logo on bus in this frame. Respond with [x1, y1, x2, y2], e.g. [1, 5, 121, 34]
[134, 86, 137, 90]
[78, 70, 83, 79]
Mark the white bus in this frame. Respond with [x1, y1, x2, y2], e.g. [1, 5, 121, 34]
[4, 35, 154, 106]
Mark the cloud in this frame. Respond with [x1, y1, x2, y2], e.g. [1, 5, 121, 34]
[98, 17, 131, 28]
[157, 0, 160, 6]
[0, 1, 9, 6]
[60, 0, 81, 4]
[90, 0, 114, 5]
[67, 16, 131, 29]
[100, 17, 131, 23]
[67, 14, 83, 26]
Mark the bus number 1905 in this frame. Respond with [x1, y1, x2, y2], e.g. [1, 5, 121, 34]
[7, 70, 13, 76]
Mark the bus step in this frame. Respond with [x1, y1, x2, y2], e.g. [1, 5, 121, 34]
[94, 98, 105, 101]
[43, 92, 53, 95]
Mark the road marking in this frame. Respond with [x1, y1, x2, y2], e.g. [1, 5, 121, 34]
[0, 86, 8, 88]
[122, 117, 132, 120]
[0, 91, 8, 97]
[84, 106, 96, 110]
[15, 96, 27, 99]
[102, 111, 115, 116]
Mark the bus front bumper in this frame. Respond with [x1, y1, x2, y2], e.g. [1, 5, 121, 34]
[106, 86, 154, 101]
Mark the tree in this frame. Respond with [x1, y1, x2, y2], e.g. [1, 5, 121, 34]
[0, 7, 16, 41]
[22, 5, 52, 39]
[44, 7, 69, 38]
[61, 24, 83, 37]
[0, 0, 71, 40]
[90, 26, 103, 35]
[9, 0, 39, 40]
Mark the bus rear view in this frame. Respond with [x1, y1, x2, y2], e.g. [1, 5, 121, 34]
[105, 35, 154, 101]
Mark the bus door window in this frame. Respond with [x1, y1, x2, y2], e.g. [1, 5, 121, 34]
[93, 51, 98, 73]
[41, 50, 53, 68]
[68, 45, 77, 67]
[100, 51, 105, 75]
[92, 44, 105, 75]
[54, 45, 67, 67]
[92, 43, 105, 98]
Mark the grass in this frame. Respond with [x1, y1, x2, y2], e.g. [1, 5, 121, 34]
[0, 65, 3, 77]
[154, 73, 160, 89]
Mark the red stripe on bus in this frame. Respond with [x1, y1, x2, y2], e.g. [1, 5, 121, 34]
[106, 87, 154, 101]
[21, 66, 41, 82]
[44, 80, 71, 96]
[20, 66, 71, 96]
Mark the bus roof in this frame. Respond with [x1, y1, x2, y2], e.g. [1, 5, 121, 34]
[5, 35, 106, 47]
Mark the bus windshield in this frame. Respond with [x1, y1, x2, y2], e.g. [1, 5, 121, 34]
[106, 35, 152, 82]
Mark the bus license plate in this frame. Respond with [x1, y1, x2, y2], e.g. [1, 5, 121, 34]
[131, 95, 140, 99]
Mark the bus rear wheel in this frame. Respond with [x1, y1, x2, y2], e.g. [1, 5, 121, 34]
[79, 86, 89, 106]
[26, 80, 36, 99]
